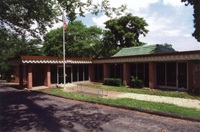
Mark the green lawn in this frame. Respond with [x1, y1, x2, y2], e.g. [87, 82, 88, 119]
[42, 88, 200, 119]
[79, 83, 200, 100]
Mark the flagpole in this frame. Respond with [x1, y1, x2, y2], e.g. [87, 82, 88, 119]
[63, 11, 66, 90]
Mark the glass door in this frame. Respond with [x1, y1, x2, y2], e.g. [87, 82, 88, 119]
[156, 62, 188, 89]
[157, 62, 166, 86]
[58, 66, 72, 84]
[166, 62, 177, 87]
[178, 62, 187, 89]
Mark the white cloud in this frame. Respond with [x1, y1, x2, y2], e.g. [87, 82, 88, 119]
[109, 0, 159, 11]
[172, 37, 200, 51]
[92, 0, 160, 28]
[163, 29, 182, 37]
[51, 0, 200, 51]
[92, 15, 109, 28]
[144, 13, 171, 32]
[163, 0, 184, 7]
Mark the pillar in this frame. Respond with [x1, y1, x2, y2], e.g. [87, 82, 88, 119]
[15, 65, 19, 83]
[123, 63, 130, 85]
[149, 62, 156, 89]
[188, 61, 194, 92]
[89, 64, 95, 82]
[188, 60, 200, 93]
[45, 64, 51, 88]
[194, 61, 200, 93]
[19, 64, 24, 87]
[27, 64, 32, 89]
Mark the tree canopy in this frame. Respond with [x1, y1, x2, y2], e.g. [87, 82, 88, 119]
[43, 21, 103, 58]
[181, 0, 200, 42]
[0, 0, 126, 38]
[94, 30, 121, 57]
[1, 0, 199, 42]
[104, 13, 148, 47]
[0, 29, 41, 80]
[42, 20, 120, 58]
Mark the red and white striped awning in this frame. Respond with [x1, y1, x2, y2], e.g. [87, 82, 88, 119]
[21, 59, 92, 64]
[10, 56, 92, 65]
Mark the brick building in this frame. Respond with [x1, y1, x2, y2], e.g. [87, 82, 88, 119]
[10, 45, 200, 93]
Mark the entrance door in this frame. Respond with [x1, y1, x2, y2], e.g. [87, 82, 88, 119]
[58, 66, 72, 84]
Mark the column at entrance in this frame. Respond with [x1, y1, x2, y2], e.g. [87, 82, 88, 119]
[27, 64, 32, 89]
[19, 64, 24, 87]
[15, 65, 19, 83]
[45, 64, 51, 88]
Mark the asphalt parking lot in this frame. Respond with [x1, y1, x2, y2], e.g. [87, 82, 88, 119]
[0, 85, 200, 132]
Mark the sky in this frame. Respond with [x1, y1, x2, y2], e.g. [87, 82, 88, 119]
[52, 0, 200, 51]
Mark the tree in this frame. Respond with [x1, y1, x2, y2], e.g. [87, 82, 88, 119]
[0, 0, 58, 38]
[181, 0, 200, 42]
[42, 27, 63, 57]
[65, 21, 103, 58]
[104, 13, 148, 47]
[43, 21, 120, 58]
[82, 26, 104, 58]
[43, 21, 103, 58]
[93, 30, 121, 57]
[0, 0, 126, 38]
[0, 29, 42, 80]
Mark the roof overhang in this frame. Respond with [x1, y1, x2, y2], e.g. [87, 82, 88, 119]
[9, 50, 200, 66]
[9, 56, 92, 65]
[93, 50, 200, 64]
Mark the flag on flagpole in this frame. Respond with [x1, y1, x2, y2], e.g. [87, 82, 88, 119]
[63, 15, 67, 30]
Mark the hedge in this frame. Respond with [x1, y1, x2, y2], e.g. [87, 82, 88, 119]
[104, 78, 122, 86]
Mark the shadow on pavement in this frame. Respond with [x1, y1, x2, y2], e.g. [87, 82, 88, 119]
[0, 85, 116, 132]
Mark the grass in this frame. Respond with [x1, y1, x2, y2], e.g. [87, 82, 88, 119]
[79, 83, 200, 100]
[42, 88, 200, 119]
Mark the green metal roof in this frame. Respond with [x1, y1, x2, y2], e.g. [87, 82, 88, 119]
[113, 44, 176, 57]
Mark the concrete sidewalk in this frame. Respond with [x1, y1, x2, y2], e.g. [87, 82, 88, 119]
[116, 93, 200, 109]
[60, 83, 200, 110]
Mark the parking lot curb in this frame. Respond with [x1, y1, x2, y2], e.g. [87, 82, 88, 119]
[32, 90, 200, 123]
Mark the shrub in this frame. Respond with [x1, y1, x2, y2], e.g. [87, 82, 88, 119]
[130, 76, 144, 88]
[104, 78, 122, 86]
[122, 81, 127, 87]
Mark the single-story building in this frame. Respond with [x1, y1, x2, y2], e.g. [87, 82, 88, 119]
[10, 44, 200, 93]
